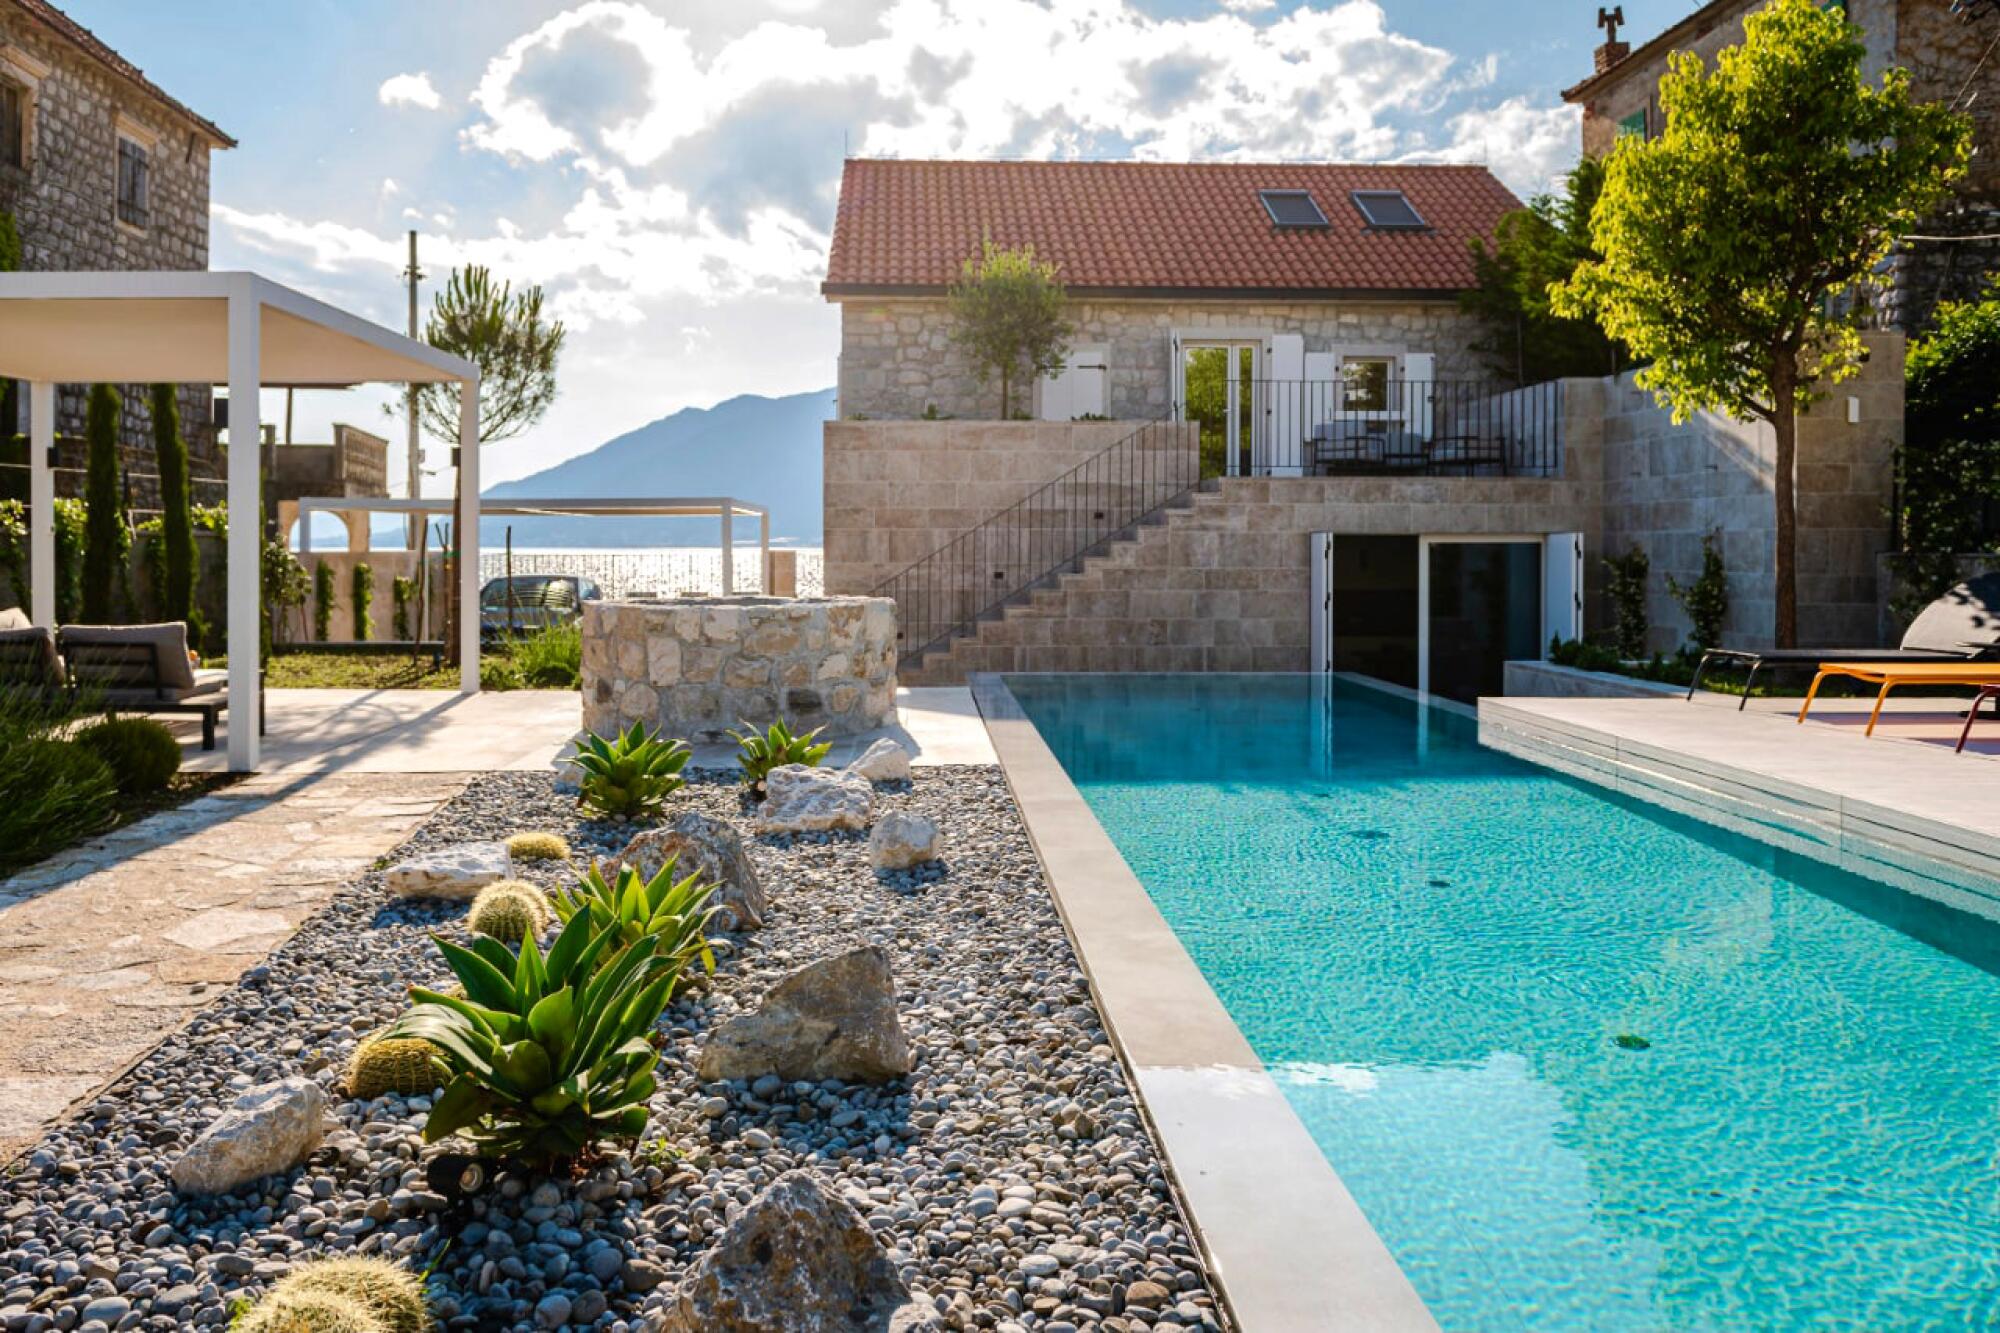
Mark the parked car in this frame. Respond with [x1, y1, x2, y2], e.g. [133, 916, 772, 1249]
[480, 575, 602, 639]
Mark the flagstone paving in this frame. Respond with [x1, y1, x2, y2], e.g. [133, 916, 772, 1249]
[0, 770, 465, 1160]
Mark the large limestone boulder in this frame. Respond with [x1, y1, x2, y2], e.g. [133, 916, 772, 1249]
[868, 812, 939, 871]
[383, 841, 510, 900]
[609, 812, 767, 930]
[753, 765, 873, 835]
[172, 1078, 326, 1194]
[697, 946, 911, 1084]
[845, 738, 912, 784]
[652, 1171, 936, 1332]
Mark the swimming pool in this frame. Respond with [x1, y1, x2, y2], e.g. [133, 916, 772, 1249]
[1005, 673, 2000, 1331]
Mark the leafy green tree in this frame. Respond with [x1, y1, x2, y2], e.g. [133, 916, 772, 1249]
[150, 384, 198, 643]
[949, 239, 1073, 418]
[1553, 0, 1970, 646]
[1463, 157, 1625, 384]
[413, 265, 566, 447]
[1890, 285, 2000, 617]
[80, 384, 127, 623]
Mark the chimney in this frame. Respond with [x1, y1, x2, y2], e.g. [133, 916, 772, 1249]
[1594, 5, 1629, 73]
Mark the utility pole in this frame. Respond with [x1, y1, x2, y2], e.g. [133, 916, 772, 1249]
[403, 230, 423, 552]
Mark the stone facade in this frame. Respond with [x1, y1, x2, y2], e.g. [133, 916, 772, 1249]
[1569, 0, 1998, 333]
[835, 296, 1490, 422]
[581, 596, 897, 744]
[0, 0, 229, 482]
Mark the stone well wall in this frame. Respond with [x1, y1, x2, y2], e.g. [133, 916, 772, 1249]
[581, 596, 897, 744]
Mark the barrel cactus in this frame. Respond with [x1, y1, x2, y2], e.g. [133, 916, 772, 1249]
[237, 1257, 427, 1333]
[466, 879, 550, 944]
[346, 1031, 443, 1100]
[506, 830, 571, 862]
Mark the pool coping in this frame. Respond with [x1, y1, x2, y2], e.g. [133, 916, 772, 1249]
[968, 673, 1439, 1333]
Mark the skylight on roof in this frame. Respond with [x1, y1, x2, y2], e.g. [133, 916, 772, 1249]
[1259, 190, 1329, 229]
[1351, 190, 1427, 230]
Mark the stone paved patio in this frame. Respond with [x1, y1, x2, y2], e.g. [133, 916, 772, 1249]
[0, 770, 464, 1160]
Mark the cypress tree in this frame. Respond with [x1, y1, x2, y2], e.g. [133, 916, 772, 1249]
[80, 384, 126, 623]
[151, 384, 196, 634]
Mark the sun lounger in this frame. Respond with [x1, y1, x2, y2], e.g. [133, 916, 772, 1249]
[1797, 661, 2000, 736]
[1957, 685, 2000, 753]
[1689, 572, 2000, 708]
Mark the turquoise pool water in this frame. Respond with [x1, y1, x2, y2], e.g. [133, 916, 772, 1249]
[1006, 673, 2000, 1331]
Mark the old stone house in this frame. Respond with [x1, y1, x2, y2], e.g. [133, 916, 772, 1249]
[1563, 0, 2000, 332]
[822, 157, 1905, 695]
[0, 0, 234, 500]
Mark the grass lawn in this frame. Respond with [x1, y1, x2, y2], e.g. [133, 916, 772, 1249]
[209, 639, 581, 691]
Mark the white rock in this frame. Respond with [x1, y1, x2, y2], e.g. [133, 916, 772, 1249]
[171, 1079, 326, 1195]
[868, 811, 940, 870]
[846, 737, 912, 783]
[754, 765, 874, 834]
[383, 841, 510, 899]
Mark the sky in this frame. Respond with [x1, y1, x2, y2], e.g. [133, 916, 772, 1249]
[61, 0, 1705, 493]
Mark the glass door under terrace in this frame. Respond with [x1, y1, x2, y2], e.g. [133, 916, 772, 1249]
[1419, 538, 1544, 704]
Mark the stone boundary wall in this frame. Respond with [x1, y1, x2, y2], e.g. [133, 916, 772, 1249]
[824, 420, 1197, 596]
[581, 596, 896, 744]
[295, 552, 443, 644]
[1598, 331, 1903, 653]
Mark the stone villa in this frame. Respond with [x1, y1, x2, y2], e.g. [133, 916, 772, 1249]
[0, 0, 232, 491]
[821, 157, 1904, 697]
[1565, 0, 2000, 332]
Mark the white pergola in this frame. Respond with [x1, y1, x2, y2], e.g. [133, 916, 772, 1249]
[293, 496, 770, 596]
[0, 271, 481, 772]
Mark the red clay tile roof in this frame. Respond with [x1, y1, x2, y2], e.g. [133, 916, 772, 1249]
[823, 159, 1523, 298]
[7, 0, 234, 147]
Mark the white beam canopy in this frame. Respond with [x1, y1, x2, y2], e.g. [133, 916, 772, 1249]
[0, 271, 482, 772]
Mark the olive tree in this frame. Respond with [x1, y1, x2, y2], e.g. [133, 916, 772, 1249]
[948, 240, 1072, 419]
[1553, 0, 1969, 646]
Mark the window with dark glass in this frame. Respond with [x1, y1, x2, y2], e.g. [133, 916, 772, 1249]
[1350, 190, 1427, 229]
[1340, 356, 1393, 412]
[1259, 189, 1330, 229]
[0, 81, 24, 171]
[117, 137, 150, 228]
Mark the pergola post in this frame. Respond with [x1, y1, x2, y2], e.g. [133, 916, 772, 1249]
[27, 380, 53, 627]
[759, 508, 771, 595]
[457, 379, 480, 694]
[226, 285, 262, 772]
[720, 502, 735, 597]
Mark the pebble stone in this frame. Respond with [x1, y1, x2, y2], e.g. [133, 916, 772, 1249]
[0, 768, 1222, 1332]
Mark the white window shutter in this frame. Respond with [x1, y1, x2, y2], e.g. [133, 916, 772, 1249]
[1402, 351, 1435, 439]
[1266, 334, 1305, 475]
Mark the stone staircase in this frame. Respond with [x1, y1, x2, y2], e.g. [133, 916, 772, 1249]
[898, 481, 1301, 685]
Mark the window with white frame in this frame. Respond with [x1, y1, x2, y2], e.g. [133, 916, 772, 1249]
[1340, 355, 1394, 413]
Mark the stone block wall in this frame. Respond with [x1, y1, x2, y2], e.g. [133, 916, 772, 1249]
[834, 296, 1490, 422]
[0, 1, 224, 472]
[824, 419, 1197, 595]
[1597, 332, 1904, 651]
[581, 596, 897, 745]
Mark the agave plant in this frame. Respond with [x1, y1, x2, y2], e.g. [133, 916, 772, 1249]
[729, 716, 833, 799]
[569, 722, 690, 820]
[376, 912, 679, 1164]
[551, 857, 720, 984]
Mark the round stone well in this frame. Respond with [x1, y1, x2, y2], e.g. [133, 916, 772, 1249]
[581, 595, 898, 744]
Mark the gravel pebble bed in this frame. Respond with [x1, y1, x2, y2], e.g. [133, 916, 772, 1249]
[0, 767, 1225, 1333]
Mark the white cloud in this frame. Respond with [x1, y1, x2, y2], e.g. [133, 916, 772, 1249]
[1217, 0, 1277, 12]
[1434, 97, 1581, 199]
[378, 71, 443, 111]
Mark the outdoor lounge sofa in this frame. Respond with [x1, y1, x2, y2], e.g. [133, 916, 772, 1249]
[0, 619, 247, 751]
[1686, 572, 2000, 708]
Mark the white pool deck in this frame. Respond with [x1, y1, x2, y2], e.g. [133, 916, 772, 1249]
[1480, 689, 2000, 914]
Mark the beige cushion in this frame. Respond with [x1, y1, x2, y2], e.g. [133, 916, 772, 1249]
[0, 626, 62, 688]
[0, 607, 28, 630]
[58, 622, 196, 692]
[185, 668, 227, 698]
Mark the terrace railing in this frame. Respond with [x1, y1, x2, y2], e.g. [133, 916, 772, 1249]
[1216, 377, 1564, 478]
